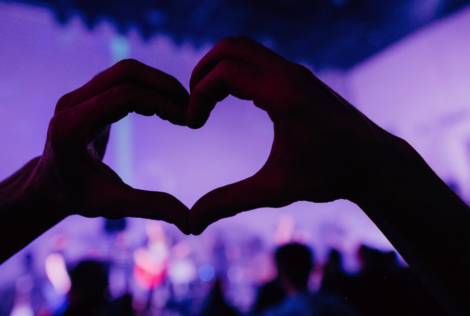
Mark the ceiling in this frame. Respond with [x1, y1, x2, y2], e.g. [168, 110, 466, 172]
[7, 0, 470, 69]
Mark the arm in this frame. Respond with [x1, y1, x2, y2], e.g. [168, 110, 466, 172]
[187, 37, 470, 316]
[354, 135, 470, 316]
[0, 157, 65, 263]
[0, 59, 191, 263]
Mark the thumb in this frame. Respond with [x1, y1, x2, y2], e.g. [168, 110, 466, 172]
[105, 187, 190, 235]
[189, 172, 293, 235]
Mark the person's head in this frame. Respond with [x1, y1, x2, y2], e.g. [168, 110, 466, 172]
[323, 248, 343, 274]
[275, 243, 313, 292]
[68, 260, 108, 304]
[358, 245, 383, 272]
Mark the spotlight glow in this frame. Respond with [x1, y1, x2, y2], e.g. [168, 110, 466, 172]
[45, 253, 71, 295]
[198, 264, 215, 282]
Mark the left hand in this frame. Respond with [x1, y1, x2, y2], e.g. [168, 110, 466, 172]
[30, 59, 191, 234]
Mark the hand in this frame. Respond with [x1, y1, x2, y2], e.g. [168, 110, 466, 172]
[30, 59, 190, 234]
[188, 37, 393, 234]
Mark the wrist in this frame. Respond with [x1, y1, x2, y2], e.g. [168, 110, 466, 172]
[346, 131, 436, 211]
[0, 157, 65, 225]
[0, 157, 66, 262]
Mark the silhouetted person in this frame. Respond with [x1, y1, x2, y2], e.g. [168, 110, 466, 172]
[255, 243, 362, 316]
[320, 249, 352, 299]
[253, 243, 312, 315]
[253, 278, 285, 314]
[198, 279, 239, 316]
[334, 245, 409, 316]
[61, 260, 132, 316]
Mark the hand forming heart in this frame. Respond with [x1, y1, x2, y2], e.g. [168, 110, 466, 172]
[33, 37, 388, 236]
[187, 37, 387, 234]
[32, 59, 191, 234]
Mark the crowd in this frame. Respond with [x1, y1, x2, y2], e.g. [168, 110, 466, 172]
[43, 242, 446, 316]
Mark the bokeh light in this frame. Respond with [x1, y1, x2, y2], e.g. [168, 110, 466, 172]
[198, 264, 215, 282]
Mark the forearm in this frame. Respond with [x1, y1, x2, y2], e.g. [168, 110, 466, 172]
[0, 157, 65, 263]
[353, 135, 470, 316]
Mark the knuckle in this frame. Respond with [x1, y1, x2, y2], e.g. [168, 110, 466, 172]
[216, 59, 235, 73]
[291, 63, 314, 80]
[164, 73, 184, 91]
[48, 110, 89, 151]
[169, 74, 183, 88]
[47, 113, 73, 147]
[55, 91, 74, 113]
[110, 83, 134, 101]
[236, 35, 251, 41]
[114, 58, 140, 77]
[190, 84, 207, 101]
[215, 36, 238, 51]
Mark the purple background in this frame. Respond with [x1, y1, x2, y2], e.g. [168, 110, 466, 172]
[1, 1, 470, 312]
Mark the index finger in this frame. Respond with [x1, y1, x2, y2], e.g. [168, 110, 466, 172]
[56, 59, 189, 115]
[187, 59, 272, 129]
[189, 37, 291, 92]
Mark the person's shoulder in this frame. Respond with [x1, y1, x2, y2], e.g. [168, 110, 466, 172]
[311, 291, 364, 316]
[260, 292, 316, 316]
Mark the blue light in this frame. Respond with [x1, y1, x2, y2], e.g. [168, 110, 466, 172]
[110, 36, 133, 186]
[198, 264, 215, 282]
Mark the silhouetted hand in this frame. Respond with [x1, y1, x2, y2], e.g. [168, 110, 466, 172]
[188, 37, 393, 234]
[31, 59, 190, 233]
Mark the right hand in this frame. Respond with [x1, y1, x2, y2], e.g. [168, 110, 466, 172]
[188, 37, 396, 235]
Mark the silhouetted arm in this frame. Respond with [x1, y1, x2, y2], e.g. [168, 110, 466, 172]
[188, 37, 470, 316]
[352, 133, 470, 316]
[0, 59, 191, 263]
[0, 157, 66, 263]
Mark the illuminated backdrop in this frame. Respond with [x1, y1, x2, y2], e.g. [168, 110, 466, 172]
[1, 1, 470, 313]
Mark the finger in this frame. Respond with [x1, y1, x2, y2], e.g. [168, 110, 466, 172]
[79, 156, 190, 234]
[97, 185, 190, 235]
[120, 189, 190, 235]
[55, 59, 189, 117]
[59, 83, 187, 144]
[189, 36, 290, 92]
[189, 171, 293, 235]
[187, 59, 270, 128]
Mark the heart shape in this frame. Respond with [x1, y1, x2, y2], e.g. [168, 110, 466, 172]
[36, 58, 191, 234]
[7, 36, 464, 315]
[38, 36, 380, 237]
[184, 36, 378, 235]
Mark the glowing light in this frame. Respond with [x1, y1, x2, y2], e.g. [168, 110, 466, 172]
[16, 275, 33, 293]
[45, 253, 71, 295]
[274, 215, 295, 245]
[51, 234, 68, 251]
[168, 259, 196, 284]
[133, 220, 170, 289]
[86, 249, 102, 257]
[110, 35, 133, 185]
[133, 245, 168, 290]
[172, 241, 191, 259]
[9, 305, 33, 316]
[10, 276, 34, 316]
[227, 267, 243, 283]
[198, 264, 215, 282]
[111, 36, 129, 62]
[146, 220, 166, 242]
[133, 263, 166, 290]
